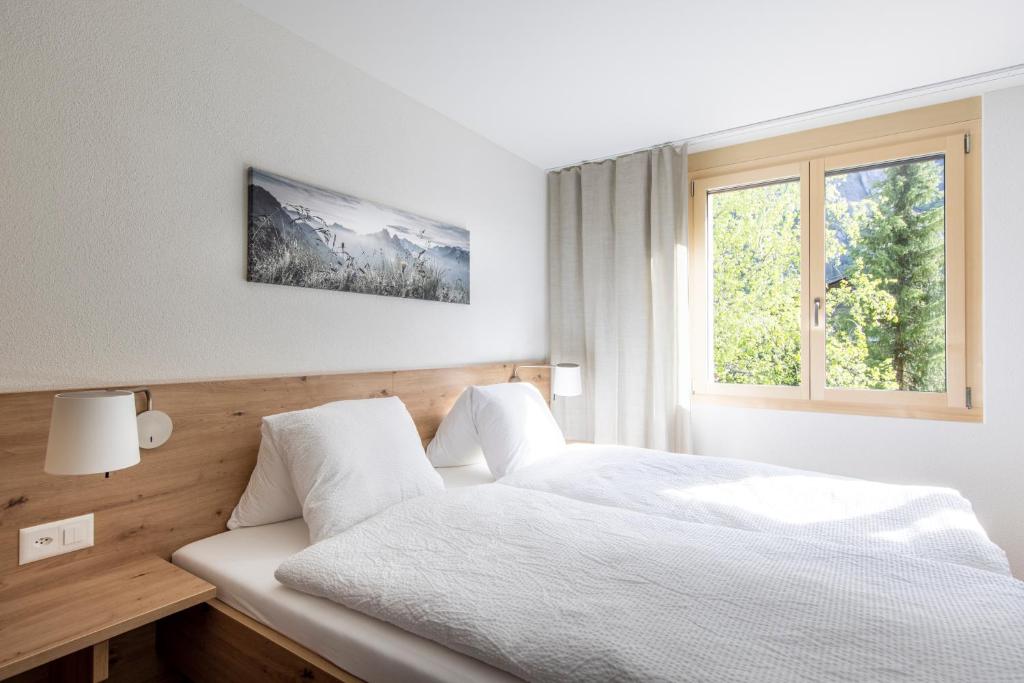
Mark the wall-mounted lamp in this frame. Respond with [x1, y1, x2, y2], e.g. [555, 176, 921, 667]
[45, 387, 173, 477]
[511, 363, 582, 398]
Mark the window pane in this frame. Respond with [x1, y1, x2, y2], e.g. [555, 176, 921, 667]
[710, 179, 801, 386]
[825, 155, 946, 392]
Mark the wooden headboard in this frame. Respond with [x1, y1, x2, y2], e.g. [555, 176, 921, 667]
[0, 361, 549, 591]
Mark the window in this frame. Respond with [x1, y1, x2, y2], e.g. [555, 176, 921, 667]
[689, 100, 980, 421]
[824, 154, 947, 393]
[711, 176, 802, 388]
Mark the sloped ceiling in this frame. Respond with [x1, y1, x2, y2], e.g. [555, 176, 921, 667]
[237, 0, 1024, 168]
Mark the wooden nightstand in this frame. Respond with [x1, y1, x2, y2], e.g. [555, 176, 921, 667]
[0, 555, 215, 682]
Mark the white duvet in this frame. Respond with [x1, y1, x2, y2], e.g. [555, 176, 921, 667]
[500, 445, 1011, 575]
[277, 485, 1024, 683]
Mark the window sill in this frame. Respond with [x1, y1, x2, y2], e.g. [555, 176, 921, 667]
[690, 392, 982, 423]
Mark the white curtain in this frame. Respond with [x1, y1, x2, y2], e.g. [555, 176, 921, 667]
[549, 144, 691, 452]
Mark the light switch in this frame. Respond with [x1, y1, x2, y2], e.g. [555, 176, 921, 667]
[63, 525, 82, 545]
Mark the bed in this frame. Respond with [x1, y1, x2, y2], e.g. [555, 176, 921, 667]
[171, 463, 506, 683]
[170, 447, 1024, 682]
[162, 376, 1024, 683]
[277, 479, 1024, 682]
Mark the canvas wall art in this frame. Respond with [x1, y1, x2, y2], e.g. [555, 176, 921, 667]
[248, 168, 470, 304]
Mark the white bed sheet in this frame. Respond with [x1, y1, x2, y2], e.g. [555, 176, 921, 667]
[172, 465, 513, 683]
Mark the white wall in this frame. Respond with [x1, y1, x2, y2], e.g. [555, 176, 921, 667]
[692, 85, 1024, 576]
[0, 0, 548, 391]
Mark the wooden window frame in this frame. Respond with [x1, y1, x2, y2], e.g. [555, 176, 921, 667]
[692, 162, 811, 400]
[688, 98, 982, 422]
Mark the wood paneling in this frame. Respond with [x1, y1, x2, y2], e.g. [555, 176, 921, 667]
[0, 555, 214, 680]
[0, 362, 548, 595]
[157, 599, 361, 683]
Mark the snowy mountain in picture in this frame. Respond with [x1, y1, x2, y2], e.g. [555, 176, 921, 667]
[247, 168, 469, 304]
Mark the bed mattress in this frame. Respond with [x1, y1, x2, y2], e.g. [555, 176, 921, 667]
[172, 463, 511, 683]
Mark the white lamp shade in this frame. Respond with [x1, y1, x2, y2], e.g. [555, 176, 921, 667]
[552, 363, 582, 397]
[45, 390, 141, 475]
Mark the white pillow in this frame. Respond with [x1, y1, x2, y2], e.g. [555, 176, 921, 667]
[426, 389, 484, 467]
[471, 382, 565, 478]
[263, 396, 444, 544]
[227, 424, 302, 530]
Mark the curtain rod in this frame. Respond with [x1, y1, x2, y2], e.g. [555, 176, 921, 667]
[548, 63, 1024, 172]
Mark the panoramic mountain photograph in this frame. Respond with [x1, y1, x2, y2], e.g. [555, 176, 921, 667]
[247, 168, 470, 303]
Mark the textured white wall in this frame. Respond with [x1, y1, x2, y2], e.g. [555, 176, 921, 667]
[0, 0, 547, 391]
[692, 85, 1024, 577]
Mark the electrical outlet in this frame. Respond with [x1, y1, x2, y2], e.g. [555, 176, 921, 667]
[19, 513, 94, 565]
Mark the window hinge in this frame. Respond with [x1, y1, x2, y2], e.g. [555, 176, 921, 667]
[689, 180, 695, 197]
[964, 133, 972, 154]
[965, 386, 973, 409]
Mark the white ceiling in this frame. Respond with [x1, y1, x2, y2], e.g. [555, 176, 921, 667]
[237, 0, 1024, 169]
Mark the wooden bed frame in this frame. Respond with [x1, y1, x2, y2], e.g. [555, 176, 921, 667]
[0, 361, 549, 681]
[158, 599, 362, 683]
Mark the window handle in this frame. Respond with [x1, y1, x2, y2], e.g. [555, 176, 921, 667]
[814, 297, 821, 327]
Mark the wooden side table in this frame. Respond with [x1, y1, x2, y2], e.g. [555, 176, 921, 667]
[0, 555, 215, 681]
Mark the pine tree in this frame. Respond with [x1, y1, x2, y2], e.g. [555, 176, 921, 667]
[829, 158, 945, 391]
